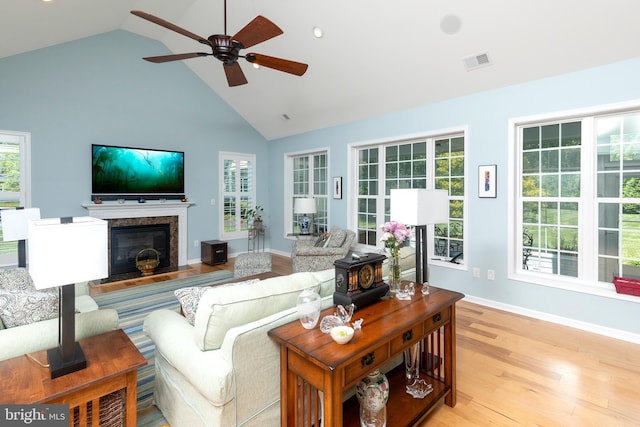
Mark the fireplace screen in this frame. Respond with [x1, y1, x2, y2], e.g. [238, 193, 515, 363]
[110, 224, 170, 275]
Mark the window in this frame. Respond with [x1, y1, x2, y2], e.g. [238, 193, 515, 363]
[289, 151, 328, 234]
[0, 131, 31, 266]
[220, 152, 256, 240]
[353, 133, 465, 264]
[512, 106, 640, 292]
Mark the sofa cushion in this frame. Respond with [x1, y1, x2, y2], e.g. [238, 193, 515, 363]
[0, 289, 59, 328]
[327, 227, 346, 248]
[193, 272, 322, 351]
[175, 278, 260, 325]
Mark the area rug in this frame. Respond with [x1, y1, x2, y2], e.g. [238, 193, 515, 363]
[93, 270, 235, 411]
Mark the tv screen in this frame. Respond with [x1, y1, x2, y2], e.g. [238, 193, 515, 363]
[92, 144, 184, 196]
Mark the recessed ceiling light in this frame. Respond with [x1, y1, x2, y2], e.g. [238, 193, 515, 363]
[440, 14, 462, 35]
[252, 63, 260, 70]
[312, 26, 324, 38]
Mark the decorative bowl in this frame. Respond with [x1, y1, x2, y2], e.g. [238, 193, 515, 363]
[330, 325, 354, 344]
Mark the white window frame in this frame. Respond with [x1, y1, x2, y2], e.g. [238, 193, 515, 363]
[219, 152, 256, 241]
[284, 147, 330, 236]
[347, 128, 467, 271]
[508, 100, 640, 301]
[0, 130, 32, 266]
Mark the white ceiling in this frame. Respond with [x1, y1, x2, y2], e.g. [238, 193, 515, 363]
[3, 0, 640, 140]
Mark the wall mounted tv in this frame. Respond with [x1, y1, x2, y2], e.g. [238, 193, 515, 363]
[92, 144, 185, 200]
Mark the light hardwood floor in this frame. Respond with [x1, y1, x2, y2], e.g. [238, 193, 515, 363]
[95, 254, 640, 425]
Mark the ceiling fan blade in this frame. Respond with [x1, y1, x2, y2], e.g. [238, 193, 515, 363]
[143, 52, 210, 63]
[131, 10, 209, 45]
[223, 63, 248, 87]
[245, 53, 308, 76]
[232, 16, 283, 49]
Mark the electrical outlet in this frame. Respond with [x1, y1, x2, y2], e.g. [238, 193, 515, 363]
[487, 269, 495, 280]
[473, 268, 480, 278]
[210, 198, 216, 206]
[194, 239, 200, 247]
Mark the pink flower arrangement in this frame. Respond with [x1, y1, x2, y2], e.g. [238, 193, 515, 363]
[380, 221, 412, 258]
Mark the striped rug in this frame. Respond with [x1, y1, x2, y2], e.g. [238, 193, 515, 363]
[93, 270, 235, 411]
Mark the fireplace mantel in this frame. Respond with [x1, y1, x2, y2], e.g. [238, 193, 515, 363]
[82, 201, 194, 266]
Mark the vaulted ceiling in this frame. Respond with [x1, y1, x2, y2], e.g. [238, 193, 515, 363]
[3, 0, 640, 140]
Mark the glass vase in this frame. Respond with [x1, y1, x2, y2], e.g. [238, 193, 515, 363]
[388, 253, 401, 296]
[296, 288, 322, 329]
[356, 369, 389, 427]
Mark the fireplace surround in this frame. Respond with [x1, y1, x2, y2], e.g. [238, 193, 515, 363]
[83, 201, 193, 278]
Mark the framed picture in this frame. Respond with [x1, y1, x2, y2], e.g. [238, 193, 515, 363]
[333, 176, 343, 199]
[478, 165, 497, 198]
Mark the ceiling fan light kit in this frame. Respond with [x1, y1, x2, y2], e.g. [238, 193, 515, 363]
[130, 2, 308, 87]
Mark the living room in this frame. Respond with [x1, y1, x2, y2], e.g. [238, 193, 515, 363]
[1, 1, 640, 426]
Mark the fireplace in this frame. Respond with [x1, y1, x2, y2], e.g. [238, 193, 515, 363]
[82, 200, 193, 279]
[110, 223, 171, 275]
[106, 215, 179, 280]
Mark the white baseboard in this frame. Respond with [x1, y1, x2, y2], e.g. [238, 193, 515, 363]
[463, 295, 640, 345]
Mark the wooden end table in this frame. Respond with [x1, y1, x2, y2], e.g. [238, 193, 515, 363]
[269, 284, 464, 427]
[0, 329, 146, 427]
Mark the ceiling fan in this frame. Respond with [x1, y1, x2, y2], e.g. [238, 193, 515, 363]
[130, 2, 308, 87]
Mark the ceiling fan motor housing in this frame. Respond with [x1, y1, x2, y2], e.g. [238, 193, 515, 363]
[208, 35, 242, 64]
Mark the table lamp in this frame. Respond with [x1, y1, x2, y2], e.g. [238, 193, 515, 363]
[390, 189, 449, 284]
[28, 216, 108, 379]
[1, 207, 41, 267]
[294, 197, 316, 235]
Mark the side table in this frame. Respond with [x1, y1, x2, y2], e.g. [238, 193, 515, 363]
[269, 284, 464, 427]
[0, 329, 146, 427]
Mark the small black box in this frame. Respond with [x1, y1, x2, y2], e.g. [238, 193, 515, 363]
[201, 240, 228, 265]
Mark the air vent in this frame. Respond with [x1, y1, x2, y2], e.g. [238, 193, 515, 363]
[464, 52, 491, 71]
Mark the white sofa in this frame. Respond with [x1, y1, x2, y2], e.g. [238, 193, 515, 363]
[144, 270, 337, 427]
[0, 268, 120, 361]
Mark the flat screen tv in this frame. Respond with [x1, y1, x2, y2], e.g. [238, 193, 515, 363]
[92, 144, 184, 199]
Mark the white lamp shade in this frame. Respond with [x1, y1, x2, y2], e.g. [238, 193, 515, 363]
[294, 197, 317, 214]
[390, 189, 449, 225]
[27, 216, 108, 289]
[1, 208, 41, 241]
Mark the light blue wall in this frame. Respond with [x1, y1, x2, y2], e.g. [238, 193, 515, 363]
[0, 30, 269, 257]
[2, 29, 639, 336]
[268, 58, 640, 336]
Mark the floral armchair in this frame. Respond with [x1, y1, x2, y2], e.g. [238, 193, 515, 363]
[291, 226, 356, 272]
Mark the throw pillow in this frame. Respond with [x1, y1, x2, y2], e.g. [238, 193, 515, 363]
[314, 232, 331, 248]
[0, 289, 59, 328]
[0, 268, 36, 291]
[175, 278, 261, 326]
[175, 287, 208, 325]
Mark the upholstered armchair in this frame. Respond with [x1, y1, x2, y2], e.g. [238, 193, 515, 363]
[291, 226, 356, 272]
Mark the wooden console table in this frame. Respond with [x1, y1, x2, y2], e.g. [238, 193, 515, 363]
[0, 329, 146, 427]
[268, 284, 464, 427]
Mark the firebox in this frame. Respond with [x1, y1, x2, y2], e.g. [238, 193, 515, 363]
[110, 223, 170, 275]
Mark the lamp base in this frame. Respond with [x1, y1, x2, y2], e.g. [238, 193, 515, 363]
[298, 215, 311, 235]
[47, 342, 87, 379]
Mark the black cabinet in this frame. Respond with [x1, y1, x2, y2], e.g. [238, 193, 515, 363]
[201, 240, 228, 265]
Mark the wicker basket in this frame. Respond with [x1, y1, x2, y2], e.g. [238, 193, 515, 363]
[613, 276, 640, 296]
[136, 247, 160, 276]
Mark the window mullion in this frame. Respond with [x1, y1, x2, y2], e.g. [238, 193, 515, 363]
[581, 117, 597, 281]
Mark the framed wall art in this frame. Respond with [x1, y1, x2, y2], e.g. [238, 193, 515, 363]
[333, 176, 343, 199]
[478, 164, 497, 198]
